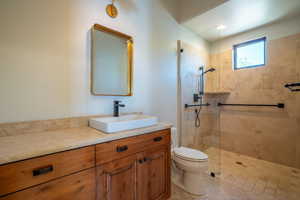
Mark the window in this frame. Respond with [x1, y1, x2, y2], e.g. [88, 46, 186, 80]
[233, 37, 266, 70]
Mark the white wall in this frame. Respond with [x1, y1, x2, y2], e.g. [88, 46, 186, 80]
[0, 0, 71, 123]
[211, 15, 300, 53]
[0, 0, 209, 124]
[148, 1, 211, 127]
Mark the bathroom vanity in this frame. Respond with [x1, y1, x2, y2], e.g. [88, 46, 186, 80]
[0, 126, 171, 200]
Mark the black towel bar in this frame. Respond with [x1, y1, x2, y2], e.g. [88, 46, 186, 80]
[285, 82, 300, 92]
[217, 103, 284, 108]
[185, 103, 210, 108]
[285, 83, 300, 87]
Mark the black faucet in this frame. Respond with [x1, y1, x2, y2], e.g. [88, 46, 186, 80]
[113, 100, 125, 117]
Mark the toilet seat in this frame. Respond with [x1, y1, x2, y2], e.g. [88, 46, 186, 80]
[174, 147, 208, 162]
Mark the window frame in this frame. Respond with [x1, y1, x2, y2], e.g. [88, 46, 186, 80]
[233, 37, 267, 70]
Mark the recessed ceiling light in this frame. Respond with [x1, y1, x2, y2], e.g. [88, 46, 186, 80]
[217, 25, 226, 30]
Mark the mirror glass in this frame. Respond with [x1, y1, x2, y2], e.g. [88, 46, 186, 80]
[92, 24, 133, 96]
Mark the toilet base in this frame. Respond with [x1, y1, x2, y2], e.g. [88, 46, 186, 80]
[171, 162, 208, 197]
[183, 172, 208, 196]
[172, 177, 208, 198]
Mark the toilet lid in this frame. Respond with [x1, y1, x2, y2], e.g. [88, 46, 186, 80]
[174, 147, 208, 161]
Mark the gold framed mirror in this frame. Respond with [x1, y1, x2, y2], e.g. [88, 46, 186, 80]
[91, 24, 133, 96]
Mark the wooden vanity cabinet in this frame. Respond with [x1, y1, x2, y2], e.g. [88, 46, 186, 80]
[137, 146, 170, 200]
[0, 128, 171, 200]
[95, 129, 171, 200]
[96, 154, 138, 200]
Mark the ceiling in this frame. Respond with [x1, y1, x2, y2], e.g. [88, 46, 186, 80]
[180, 0, 300, 41]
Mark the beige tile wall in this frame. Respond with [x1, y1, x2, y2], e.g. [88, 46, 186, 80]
[207, 33, 300, 169]
[0, 113, 140, 137]
[0, 116, 98, 137]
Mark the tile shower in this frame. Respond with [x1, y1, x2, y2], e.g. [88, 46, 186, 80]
[206, 33, 300, 169]
[178, 33, 300, 199]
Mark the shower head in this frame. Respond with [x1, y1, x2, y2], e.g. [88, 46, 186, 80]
[203, 68, 216, 74]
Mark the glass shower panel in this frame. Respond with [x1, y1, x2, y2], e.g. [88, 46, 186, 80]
[178, 40, 221, 186]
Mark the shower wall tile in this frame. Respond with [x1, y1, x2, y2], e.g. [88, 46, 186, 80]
[181, 110, 215, 148]
[259, 116, 298, 167]
[220, 113, 263, 158]
[297, 39, 300, 76]
[220, 131, 236, 152]
[296, 120, 300, 169]
[208, 33, 300, 169]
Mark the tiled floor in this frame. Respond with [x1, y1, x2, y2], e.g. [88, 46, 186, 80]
[170, 148, 300, 200]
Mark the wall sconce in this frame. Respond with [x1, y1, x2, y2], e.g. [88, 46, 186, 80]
[106, 0, 118, 18]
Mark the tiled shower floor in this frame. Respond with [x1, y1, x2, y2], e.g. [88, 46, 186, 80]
[170, 148, 300, 200]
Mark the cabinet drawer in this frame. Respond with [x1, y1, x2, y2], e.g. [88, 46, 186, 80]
[96, 129, 170, 165]
[0, 146, 95, 196]
[1, 168, 96, 200]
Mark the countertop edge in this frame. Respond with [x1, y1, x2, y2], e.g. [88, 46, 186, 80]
[0, 123, 173, 166]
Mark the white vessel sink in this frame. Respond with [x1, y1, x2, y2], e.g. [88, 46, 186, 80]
[89, 114, 158, 133]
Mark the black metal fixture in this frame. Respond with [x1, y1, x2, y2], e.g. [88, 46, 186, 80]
[285, 82, 300, 92]
[116, 145, 128, 152]
[210, 172, 216, 178]
[193, 94, 201, 102]
[113, 100, 125, 117]
[185, 103, 210, 128]
[217, 103, 285, 109]
[199, 66, 216, 95]
[183, 66, 216, 128]
[185, 103, 210, 108]
[203, 68, 216, 74]
[33, 165, 54, 176]
[153, 136, 162, 142]
[138, 157, 152, 164]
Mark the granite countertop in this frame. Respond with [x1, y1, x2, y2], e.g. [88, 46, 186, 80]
[0, 123, 172, 165]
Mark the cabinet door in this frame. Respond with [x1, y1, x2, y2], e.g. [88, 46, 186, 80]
[96, 155, 137, 200]
[137, 146, 171, 200]
[136, 152, 148, 200]
[147, 146, 170, 200]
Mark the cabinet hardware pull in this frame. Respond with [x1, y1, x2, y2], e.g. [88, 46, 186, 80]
[139, 158, 150, 164]
[116, 145, 128, 152]
[32, 165, 53, 176]
[144, 157, 152, 162]
[153, 137, 162, 142]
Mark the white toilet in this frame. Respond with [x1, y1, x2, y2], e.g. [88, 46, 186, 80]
[171, 128, 209, 196]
